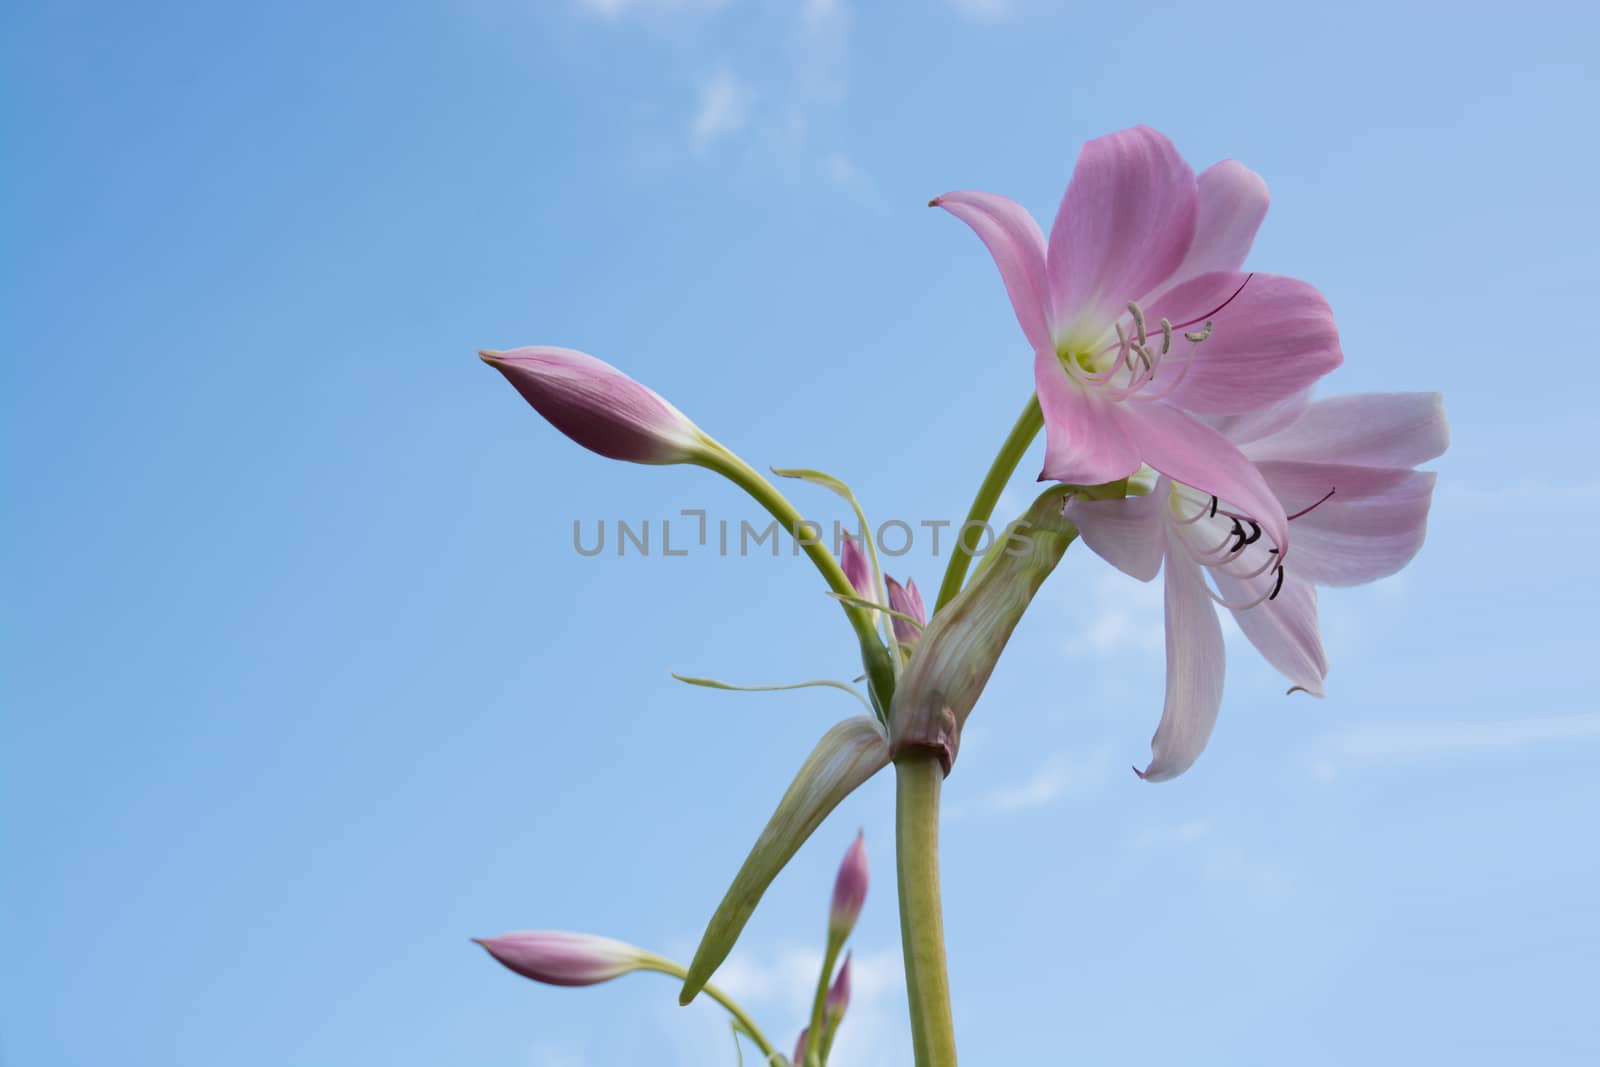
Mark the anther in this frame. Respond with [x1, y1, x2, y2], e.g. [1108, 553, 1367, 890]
[1184, 320, 1214, 344]
[1127, 301, 1147, 345]
[1209, 495, 1218, 518]
[1159, 318, 1173, 355]
[1268, 566, 1285, 601]
[1242, 520, 1261, 546]
[1230, 517, 1247, 551]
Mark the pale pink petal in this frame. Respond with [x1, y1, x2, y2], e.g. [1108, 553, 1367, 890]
[1046, 126, 1197, 340]
[1258, 462, 1437, 586]
[1141, 272, 1343, 415]
[1035, 350, 1141, 485]
[1123, 402, 1289, 563]
[1205, 388, 1312, 446]
[1138, 525, 1225, 782]
[930, 191, 1054, 353]
[1065, 482, 1167, 582]
[1166, 160, 1270, 288]
[1243, 392, 1449, 468]
[1214, 570, 1326, 696]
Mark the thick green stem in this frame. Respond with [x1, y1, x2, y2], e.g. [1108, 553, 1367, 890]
[638, 959, 778, 1061]
[895, 753, 957, 1066]
[696, 445, 896, 715]
[934, 394, 1043, 613]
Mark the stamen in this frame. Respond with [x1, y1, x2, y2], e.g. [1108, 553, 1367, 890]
[1127, 300, 1147, 345]
[1286, 487, 1337, 522]
[1209, 495, 1218, 518]
[1241, 520, 1262, 546]
[1159, 318, 1173, 355]
[1184, 320, 1213, 344]
[1268, 566, 1285, 600]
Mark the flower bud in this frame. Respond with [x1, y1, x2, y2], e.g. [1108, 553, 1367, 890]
[840, 534, 873, 600]
[828, 831, 869, 943]
[885, 576, 926, 643]
[473, 930, 654, 987]
[792, 1027, 810, 1067]
[480, 346, 706, 465]
[826, 951, 852, 1022]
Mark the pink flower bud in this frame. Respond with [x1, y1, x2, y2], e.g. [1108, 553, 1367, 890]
[826, 951, 852, 1021]
[473, 930, 652, 987]
[828, 831, 868, 942]
[885, 576, 926, 643]
[840, 534, 873, 600]
[792, 1027, 809, 1067]
[480, 347, 705, 465]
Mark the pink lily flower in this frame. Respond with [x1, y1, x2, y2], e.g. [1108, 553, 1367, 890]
[1068, 392, 1448, 781]
[933, 125, 1345, 559]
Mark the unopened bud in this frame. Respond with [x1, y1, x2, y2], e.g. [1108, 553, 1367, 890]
[828, 831, 869, 943]
[885, 576, 927, 643]
[826, 951, 852, 1022]
[472, 930, 653, 987]
[840, 534, 874, 600]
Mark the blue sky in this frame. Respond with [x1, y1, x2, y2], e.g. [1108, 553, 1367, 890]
[4, 0, 1598, 1063]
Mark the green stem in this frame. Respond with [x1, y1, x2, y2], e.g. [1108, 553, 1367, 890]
[933, 394, 1043, 613]
[804, 939, 841, 1066]
[697, 445, 896, 715]
[895, 752, 957, 1066]
[639, 959, 779, 1062]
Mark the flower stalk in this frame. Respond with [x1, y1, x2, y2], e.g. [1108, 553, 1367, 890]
[895, 751, 957, 1067]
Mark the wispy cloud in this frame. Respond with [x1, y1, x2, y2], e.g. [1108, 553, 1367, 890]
[947, 0, 1012, 18]
[1310, 713, 1600, 780]
[985, 748, 1110, 813]
[576, 0, 731, 19]
[690, 66, 752, 153]
[1130, 817, 1215, 849]
[1129, 818, 1288, 897]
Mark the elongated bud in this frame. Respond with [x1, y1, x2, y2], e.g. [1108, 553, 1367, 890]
[472, 930, 654, 987]
[479, 346, 706, 465]
[829, 832, 869, 943]
[792, 1027, 809, 1067]
[826, 951, 852, 1021]
[885, 576, 926, 643]
[840, 534, 873, 600]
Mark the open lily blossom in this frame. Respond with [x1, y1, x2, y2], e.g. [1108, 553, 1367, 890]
[1068, 392, 1449, 781]
[933, 125, 1346, 559]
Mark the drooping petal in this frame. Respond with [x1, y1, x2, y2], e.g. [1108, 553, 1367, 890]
[1065, 481, 1168, 582]
[1035, 350, 1141, 485]
[1166, 160, 1270, 288]
[1214, 569, 1326, 696]
[1141, 272, 1343, 415]
[885, 577, 926, 643]
[1123, 402, 1289, 563]
[1243, 392, 1449, 468]
[480, 347, 706, 464]
[1138, 525, 1225, 782]
[1257, 463, 1438, 586]
[1046, 126, 1198, 342]
[930, 190, 1054, 354]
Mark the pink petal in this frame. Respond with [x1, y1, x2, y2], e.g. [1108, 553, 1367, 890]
[1065, 481, 1167, 582]
[1138, 525, 1225, 782]
[1257, 462, 1437, 586]
[1123, 402, 1290, 564]
[1035, 350, 1141, 485]
[886, 576, 926, 642]
[1166, 160, 1270, 288]
[930, 190, 1054, 354]
[1243, 392, 1449, 468]
[474, 931, 647, 987]
[1205, 388, 1312, 446]
[1141, 272, 1343, 415]
[1214, 569, 1326, 696]
[1046, 126, 1197, 341]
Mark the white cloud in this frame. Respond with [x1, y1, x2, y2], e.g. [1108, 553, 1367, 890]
[690, 66, 752, 152]
[576, 0, 731, 19]
[985, 748, 1110, 813]
[1130, 818, 1215, 848]
[1310, 713, 1600, 781]
[1068, 570, 1164, 659]
[1129, 818, 1288, 897]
